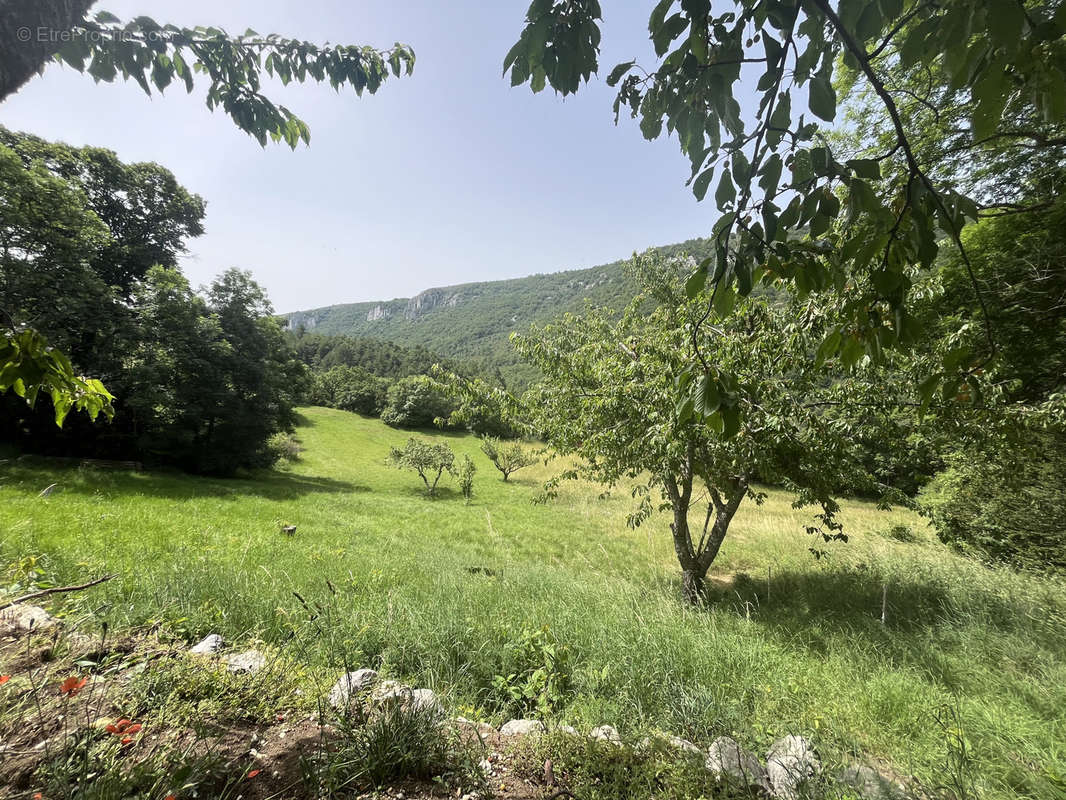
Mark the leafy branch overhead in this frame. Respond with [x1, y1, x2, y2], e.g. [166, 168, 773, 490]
[504, 0, 1066, 408]
[55, 10, 416, 148]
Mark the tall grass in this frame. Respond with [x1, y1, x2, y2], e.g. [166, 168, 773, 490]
[2, 407, 1063, 799]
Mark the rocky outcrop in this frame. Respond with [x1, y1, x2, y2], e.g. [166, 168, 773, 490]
[705, 736, 773, 793]
[0, 604, 57, 636]
[766, 735, 820, 800]
[328, 668, 379, 708]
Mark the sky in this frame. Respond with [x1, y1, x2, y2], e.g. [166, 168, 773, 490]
[2, 1, 719, 311]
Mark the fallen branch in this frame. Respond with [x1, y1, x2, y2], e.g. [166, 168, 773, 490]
[0, 574, 116, 612]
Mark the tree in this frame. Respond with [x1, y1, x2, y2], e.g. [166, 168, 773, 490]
[310, 365, 389, 416]
[0, 1, 413, 419]
[380, 376, 456, 430]
[480, 436, 536, 482]
[513, 253, 880, 603]
[504, 1, 1066, 410]
[387, 438, 456, 498]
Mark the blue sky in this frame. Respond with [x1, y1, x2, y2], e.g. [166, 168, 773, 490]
[2, 1, 717, 311]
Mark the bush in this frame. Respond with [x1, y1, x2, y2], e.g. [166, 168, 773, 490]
[921, 430, 1066, 571]
[456, 454, 476, 501]
[380, 376, 456, 429]
[310, 365, 390, 415]
[266, 432, 302, 463]
[490, 625, 572, 718]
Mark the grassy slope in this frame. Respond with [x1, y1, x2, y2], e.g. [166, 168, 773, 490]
[1, 408, 1063, 798]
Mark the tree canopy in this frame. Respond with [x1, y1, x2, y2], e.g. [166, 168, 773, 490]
[504, 0, 1066, 413]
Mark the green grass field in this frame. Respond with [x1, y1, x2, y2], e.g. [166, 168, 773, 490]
[2, 407, 1064, 799]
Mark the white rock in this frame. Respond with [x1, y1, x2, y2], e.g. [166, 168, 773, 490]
[328, 669, 379, 708]
[668, 734, 704, 756]
[590, 724, 623, 746]
[370, 681, 443, 717]
[0, 604, 56, 636]
[499, 718, 546, 736]
[225, 650, 266, 674]
[370, 679, 407, 706]
[705, 736, 772, 793]
[189, 634, 223, 655]
[408, 688, 444, 716]
[555, 724, 580, 736]
[766, 735, 820, 800]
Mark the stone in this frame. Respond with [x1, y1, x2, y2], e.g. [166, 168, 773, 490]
[839, 763, 907, 800]
[590, 724, 623, 746]
[667, 734, 704, 757]
[370, 681, 443, 717]
[328, 669, 379, 708]
[0, 604, 57, 637]
[189, 634, 223, 655]
[499, 719, 546, 737]
[225, 650, 266, 674]
[766, 735, 820, 799]
[705, 736, 772, 793]
[555, 724, 580, 737]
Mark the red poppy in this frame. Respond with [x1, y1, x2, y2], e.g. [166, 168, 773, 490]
[164, 795, 176, 800]
[33, 794, 43, 800]
[246, 769, 261, 779]
[60, 676, 87, 696]
[124, 723, 142, 735]
[0, 675, 11, 685]
[120, 736, 134, 746]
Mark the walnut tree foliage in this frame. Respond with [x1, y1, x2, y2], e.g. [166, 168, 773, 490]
[504, 0, 1066, 419]
[512, 253, 898, 602]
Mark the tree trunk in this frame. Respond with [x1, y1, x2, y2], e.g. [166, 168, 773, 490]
[681, 568, 705, 605]
[0, 0, 96, 101]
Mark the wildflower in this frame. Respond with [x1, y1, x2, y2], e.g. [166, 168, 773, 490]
[125, 723, 142, 735]
[60, 676, 87, 696]
[247, 769, 261, 779]
[33, 794, 43, 800]
[0, 675, 10, 684]
[120, 736, 134, 746]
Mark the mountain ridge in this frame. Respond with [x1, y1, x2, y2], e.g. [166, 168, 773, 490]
[283, 237, 714, 387]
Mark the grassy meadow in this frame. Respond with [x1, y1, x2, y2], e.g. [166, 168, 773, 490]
[1, 407, 1064, 799]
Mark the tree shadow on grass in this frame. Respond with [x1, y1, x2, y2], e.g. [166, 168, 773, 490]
[700, 565, 1065, 693]
[0, 460, 368, 501]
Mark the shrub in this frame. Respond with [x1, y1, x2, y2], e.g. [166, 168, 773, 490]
[387, 437, 455, 497]
[380, 376, 456, 429]
[479, 436, 536, 481]
[266, 432, 302, 463]
[921, 430, 1066, 571]
[456, 454, 476, 501]
[310, 365, 389, 416]
[490, 625, 572, 718]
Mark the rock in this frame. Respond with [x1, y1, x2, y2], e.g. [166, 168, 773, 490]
[328, 669, 379, 708]
[705, 736, 772, 793]
[839, 763, 907, 800]
[281, 525, 297, 536]
[225, 650, 266, 674]
[766, 735, 820, 799]
[499, 719, 546, 737]
[0, 604, 57, 637]
[590, 724, 623, 746]
[667, 734, 704, 756]
[369, 681, 443, 717]
[190, 634, 223, 655]
[555, 724, 580, 737]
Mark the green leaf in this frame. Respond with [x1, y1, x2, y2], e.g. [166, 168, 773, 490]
[846, 158, 881, 180]
[606, 61, 635, 86]
[693, 374, 721, 417]
[692, 166, 715, 201]
[808, 76, 836, 122]
[685, 262, 708, 298]
[715, 169, 736, 208]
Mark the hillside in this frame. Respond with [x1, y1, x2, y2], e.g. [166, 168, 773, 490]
[2, 408, 1063, 799]
[283, 238, 715, 387]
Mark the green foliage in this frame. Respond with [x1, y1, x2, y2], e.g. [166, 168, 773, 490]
[380, 375, 456, 430]
[0, 328, 113, 426]
[479, 436, 536, 481]
[387, 437, 455, 497]
[503, 0, 1066, 404]
[267, 432, 302, 463]
[512, 251, 884, 598]
[52, 10, 414, 148]
[456, 454, 476, 501]
[490, 625, 572, 718]
[309, 365, 389, 416]
[921, 430, 1066, 571]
